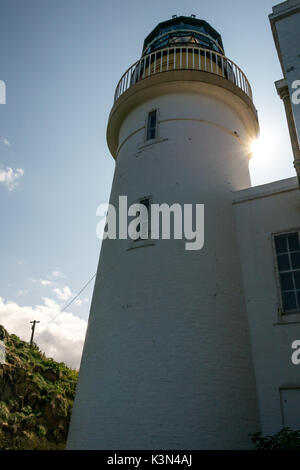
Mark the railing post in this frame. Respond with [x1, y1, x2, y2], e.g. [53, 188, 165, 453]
[137, 60, 141, 81]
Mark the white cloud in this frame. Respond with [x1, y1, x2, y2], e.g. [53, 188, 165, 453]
[40, 279, 52, 287]
[0, 296, 87, 369]
[53, 286, 73, 302]
[3, 138, 10, 147]
[51, 271, 65, 279]
[0, 167, 24, 191]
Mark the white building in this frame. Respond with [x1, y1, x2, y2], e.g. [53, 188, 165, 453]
[230, 0, 300, 436]
[67, 7, 300, 449]
[234, 177, 299, 433]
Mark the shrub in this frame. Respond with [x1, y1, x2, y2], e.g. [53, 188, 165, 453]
[250, 427, 300, 450]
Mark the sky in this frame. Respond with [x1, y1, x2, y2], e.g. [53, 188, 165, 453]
[0, 0, 296, 369]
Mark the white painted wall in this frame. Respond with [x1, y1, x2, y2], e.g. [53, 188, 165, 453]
[67, 84, 261, 449]
[234, 177, 300, 434]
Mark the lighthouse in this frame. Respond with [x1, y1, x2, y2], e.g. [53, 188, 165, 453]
[67, 15, 261, 449]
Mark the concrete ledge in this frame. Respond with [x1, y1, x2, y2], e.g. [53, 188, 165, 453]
[233, 176, 298, 204]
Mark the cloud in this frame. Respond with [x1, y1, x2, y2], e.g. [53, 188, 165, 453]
[74, 299, 82, 307]
[40, 279, 52, 287]
[3, 138, 10, 147]
[0, 296, 87, 369]
[0, 167, 24, 191]
[53, 286, 73, 302]
[51, 271, 65, 279]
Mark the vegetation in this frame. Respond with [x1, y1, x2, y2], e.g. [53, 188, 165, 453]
[0, 324, 78, 450]
[250, 427, 300, 450]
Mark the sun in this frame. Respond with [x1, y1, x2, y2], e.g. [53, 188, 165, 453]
[249, 134, 272, 160]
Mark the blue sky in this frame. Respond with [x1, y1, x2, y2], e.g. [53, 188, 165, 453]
[0, 0, 296, 367]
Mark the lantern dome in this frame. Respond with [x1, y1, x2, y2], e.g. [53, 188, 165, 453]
[142, 15, 224, 57]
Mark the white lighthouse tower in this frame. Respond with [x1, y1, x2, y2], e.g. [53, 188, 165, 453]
[67, 15, 261, 449]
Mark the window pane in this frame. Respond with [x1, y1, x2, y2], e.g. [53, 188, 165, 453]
[149, 114, 156, 128]
[283, 292, 297, 311]
[294, 271, 300, 289]
[275, 233, 300, 313]
[134, 197, 151, 241]
[288, 233, 300, 252]
[146, 110, 157, 141]
[275, 236, 288, 254]
[280, 272, 294, 291]
[277, 254, 290, 271]
[291, 252, 300, 270]
[149, 128, 156, 140]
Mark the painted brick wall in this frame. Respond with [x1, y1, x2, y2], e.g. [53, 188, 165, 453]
[67, 86, 260, 450]
[234, 177, 300, 434]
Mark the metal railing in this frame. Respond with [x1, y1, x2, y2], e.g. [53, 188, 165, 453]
[114, 46, 252, 103]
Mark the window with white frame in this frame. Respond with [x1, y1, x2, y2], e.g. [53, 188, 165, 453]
[146, 110, 157, 141]
[274, 231, 300, 313]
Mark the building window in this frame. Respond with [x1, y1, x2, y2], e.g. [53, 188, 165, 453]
[274, 232, 300, 313]
[135, 196, 151, 241]
[127, 195, 155, 252]
[146, 110, 157, 141]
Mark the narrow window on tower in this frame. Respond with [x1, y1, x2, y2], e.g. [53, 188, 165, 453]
[146, 110, 157, 141]
[135, 196, 151, 241]
[273, 231, 300, 313]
